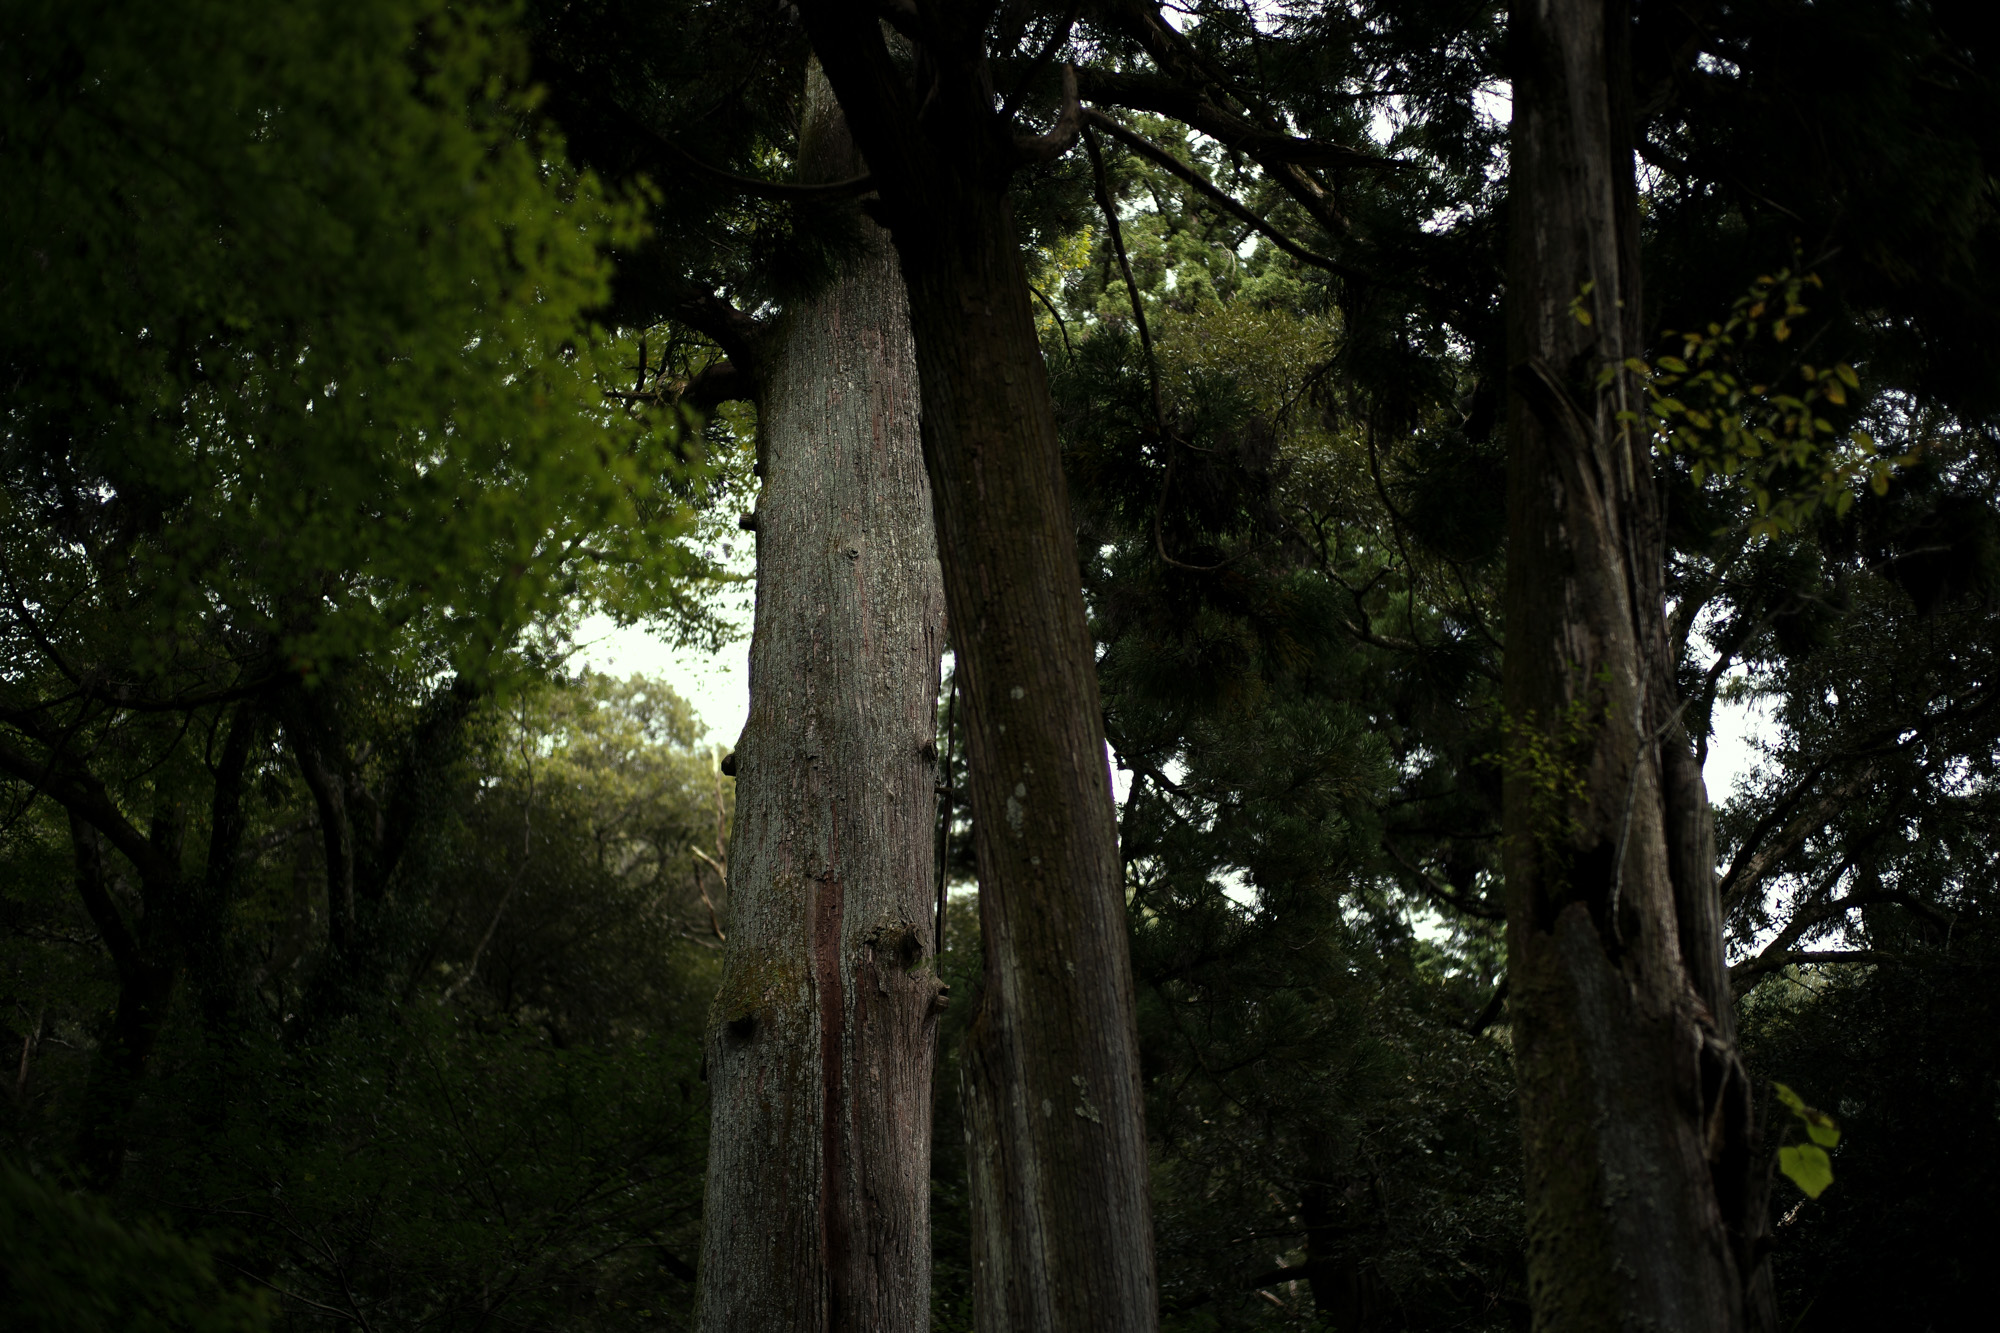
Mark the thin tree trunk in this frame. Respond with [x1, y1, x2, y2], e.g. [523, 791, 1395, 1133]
[1503, 1, 1771, 1328]
[69, 814, 179, 1188]
[696, 65, 947, 1333]
[797, 12, 1159, 1327]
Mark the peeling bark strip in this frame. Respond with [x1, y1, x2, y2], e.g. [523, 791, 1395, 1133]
[694, 65, 947, 1333]
[1503, 2, 1773, 1329]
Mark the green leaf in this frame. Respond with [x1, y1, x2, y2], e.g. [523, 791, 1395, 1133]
[1779, 1144, 1834, 1198]
[1804, 1111, 1842, 1148]
[1774, 1082, 1806, 1114]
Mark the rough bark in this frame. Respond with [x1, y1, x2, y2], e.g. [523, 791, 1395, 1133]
[796, 8, 1158, 1329]
[695, 66, 947, 1333]
[1502, 1, 1771, 1329]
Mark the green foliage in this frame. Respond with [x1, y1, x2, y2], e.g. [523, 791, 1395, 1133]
[1037, 99, 1521, 1324]
[3, 672, 724, 1329]
[1486, 695, 1598, 878]
[1613, 271, 1915, 539]
[0, 1163, 272, 1332]
[1739, 910, 2000, 1330]
[1773, 1082, 1841, 1199]
[2, 0, 722, 682]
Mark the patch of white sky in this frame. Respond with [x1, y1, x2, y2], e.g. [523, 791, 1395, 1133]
[577, 596, 1772, 939]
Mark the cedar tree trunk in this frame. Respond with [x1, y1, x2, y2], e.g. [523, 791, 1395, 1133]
[796, 8, 1158, 1330]
[1503, 1, 1772, 1328]
[695, 66, 948, 1333]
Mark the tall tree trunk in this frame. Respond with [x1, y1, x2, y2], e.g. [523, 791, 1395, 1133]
[797, 11, 1159, 1329]
[696, 66, 947, 1333]
[921, 202, 1154, 1333]
[1503, 1, 1771, 1328]
[68, 814, 179, 1188]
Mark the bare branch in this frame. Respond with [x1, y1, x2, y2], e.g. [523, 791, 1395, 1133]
[1075, 67, 1400, 172]
[647, 131, 875, 202]
[1013, 64, 1083, 164]
[1081, 110, 1362, 279]
[1732, 948, 1899, 990]
[1720, 763, 1876, 910]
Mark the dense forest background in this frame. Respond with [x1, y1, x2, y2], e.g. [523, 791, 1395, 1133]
[4, 0, 1995, 1329]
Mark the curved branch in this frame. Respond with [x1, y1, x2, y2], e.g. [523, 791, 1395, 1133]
[0, 734, 164, 886]
[1382, 837, 1506, 920]
[647, 132, 875, 202]
[1082, 110, 1363, 280]
[1014, 64, 1083, 164]
[999, 2, 1082, 120]
[669, 293, 767, 389]
[1074, 67, 1402, 172]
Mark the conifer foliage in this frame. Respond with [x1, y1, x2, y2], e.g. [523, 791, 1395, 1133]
[5, 2, 2000, 1331]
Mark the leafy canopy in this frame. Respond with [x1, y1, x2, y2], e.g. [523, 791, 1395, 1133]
[1, 0, 717, 685]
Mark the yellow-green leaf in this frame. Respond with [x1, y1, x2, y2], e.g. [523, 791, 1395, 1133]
[1779, 1144, 1834, 1198]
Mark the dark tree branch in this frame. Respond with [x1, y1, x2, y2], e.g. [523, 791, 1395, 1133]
[1468, 976, 1510, 1035]
[1732, 948, 1900, 990]
[1083, 121, 1164, 426]
[1383, 837, 1506, 920]
[999, 2, 1082, 120]
[1720, 763, 1876, 910]
[1013, 63, 1083, 163]
[646, 131, 876, 202]
[606, 359, 755, 411]
[1073, 66, 1400, 172]
[282, 698, 357, 954]
[1027, 282, 1076, 361]
[669, 293, 767, 388]
[0, 733, 165, 885]
[67, 814, 142, 985]
[1082, 110, 1361, 278]
[1070, 12, 1379, 236]
[679, 358, 756, 411]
